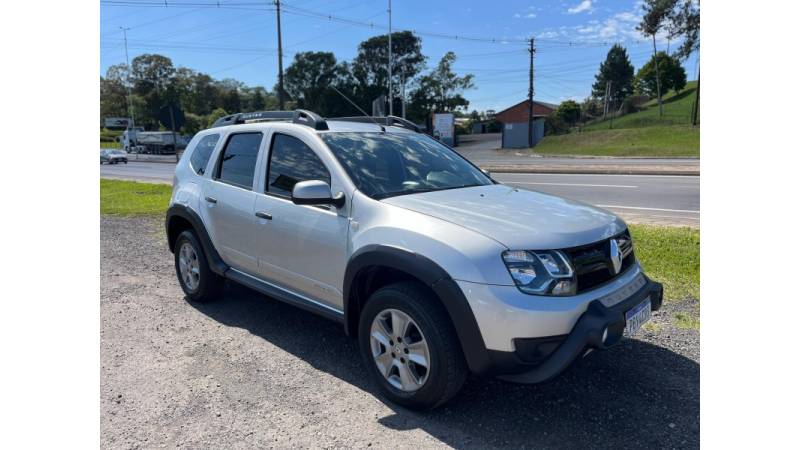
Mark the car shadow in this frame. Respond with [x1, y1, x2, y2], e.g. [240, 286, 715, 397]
[187, 282, 699, 449]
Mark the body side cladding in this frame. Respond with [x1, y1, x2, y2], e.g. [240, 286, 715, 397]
[343, 244, 494, 375]
[165, 204, 229, 276]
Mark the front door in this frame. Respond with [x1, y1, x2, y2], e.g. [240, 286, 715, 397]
[252, 132, 349, 310]
[201, 132, 264, 273]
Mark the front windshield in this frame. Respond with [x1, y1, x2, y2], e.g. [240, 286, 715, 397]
[321, 132, 492, 199]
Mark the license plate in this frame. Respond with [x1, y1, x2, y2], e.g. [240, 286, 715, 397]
[624, 297, 652, 336]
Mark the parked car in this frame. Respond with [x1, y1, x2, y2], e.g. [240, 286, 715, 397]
[165, 110, 663, 410]
[100, 149, 128, 164]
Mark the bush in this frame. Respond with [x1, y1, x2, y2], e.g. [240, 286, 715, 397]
[544, 114, 569, 135]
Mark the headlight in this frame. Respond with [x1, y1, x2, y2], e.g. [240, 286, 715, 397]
[502, 250, 576, 296]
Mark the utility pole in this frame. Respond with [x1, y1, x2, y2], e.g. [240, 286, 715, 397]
[652, 33, 663, 118]
[692, 63, 700, 126]
[400, 71, 406, 119]
[275, 0, 285, 110]
[387, 0, 393, 116]
[603, 80, 610, 120]
[120, 26, 135, 130]
[527, 37, 535, 148]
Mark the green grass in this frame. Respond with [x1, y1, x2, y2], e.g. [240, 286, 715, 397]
[533, 125, 699, 157]
[629, 224, 700, 302]
[100, 141, 121, 149]
[583, 80, 699, 131]
[674, 312, 700, 329]
[100, 179, 172, 215]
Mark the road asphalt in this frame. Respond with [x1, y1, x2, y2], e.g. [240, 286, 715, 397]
[101, 161, 699, 227]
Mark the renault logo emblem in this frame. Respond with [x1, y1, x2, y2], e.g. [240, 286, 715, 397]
[609, 239, 623, 275]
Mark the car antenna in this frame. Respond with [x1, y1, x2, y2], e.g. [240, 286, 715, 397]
[329, 85, 386, 132]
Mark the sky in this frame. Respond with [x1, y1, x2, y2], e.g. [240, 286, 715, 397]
[100, 0, 698, 113]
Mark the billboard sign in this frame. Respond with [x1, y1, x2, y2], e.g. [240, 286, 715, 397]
[104, 117, 132, 129]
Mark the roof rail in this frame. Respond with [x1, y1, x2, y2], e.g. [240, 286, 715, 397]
[210, 109, 328, 131]
[329, 115, 422, 133]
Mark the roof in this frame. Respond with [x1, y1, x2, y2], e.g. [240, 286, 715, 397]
[494, 99, 558, 124]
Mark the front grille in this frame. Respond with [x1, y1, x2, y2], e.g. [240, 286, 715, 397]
[564, 230, 635, 293]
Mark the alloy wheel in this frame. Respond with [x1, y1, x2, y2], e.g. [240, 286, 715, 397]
[369, 308, 431, 392]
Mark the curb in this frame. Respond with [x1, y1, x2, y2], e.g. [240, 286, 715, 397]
[481, 165, 700, 176]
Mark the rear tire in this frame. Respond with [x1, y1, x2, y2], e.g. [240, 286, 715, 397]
[174, 230, 224, 303]
[358, 281, 468, 410]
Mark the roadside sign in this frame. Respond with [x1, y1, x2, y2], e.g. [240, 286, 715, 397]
[104, 117, 132, 129]
[433, 113, 455, 146]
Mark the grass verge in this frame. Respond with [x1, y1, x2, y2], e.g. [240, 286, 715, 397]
[532, 125, 699, 157]
[101, 179, 172, 215]
[629, 224, 700, 302]
[99, 180, 700, 302]
[674, 312, 700, 329]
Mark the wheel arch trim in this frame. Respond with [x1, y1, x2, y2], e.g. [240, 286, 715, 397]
[343, 244, 493, 374]
[165, 204, 229, 276]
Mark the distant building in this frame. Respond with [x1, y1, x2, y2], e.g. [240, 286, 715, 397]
[494, 99, 557, 149]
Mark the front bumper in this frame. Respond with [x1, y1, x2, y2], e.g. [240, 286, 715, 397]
[454, 263, 662, 382]
[494, 277, 662, 383]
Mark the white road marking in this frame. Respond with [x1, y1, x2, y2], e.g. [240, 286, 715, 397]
[598, 204, 700, 214]
[509, 181, 638, 188]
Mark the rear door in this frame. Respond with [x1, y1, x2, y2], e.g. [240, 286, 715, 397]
[201, 131, 264, 274]
[251, 132, 349, 310]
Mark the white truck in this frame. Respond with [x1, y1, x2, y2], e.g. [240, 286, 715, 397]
[119, 128, 190, 155]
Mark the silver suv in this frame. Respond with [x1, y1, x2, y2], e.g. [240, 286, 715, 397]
[166, 110, 663, 410]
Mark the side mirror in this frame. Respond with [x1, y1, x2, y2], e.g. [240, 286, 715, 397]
[291, 180, 345, 208]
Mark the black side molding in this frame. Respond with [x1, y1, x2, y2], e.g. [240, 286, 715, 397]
[165, 204, 229, 276]
[343, 245, 494, 375]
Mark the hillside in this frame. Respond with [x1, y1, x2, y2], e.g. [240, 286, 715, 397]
[529, 81, 699, 157]
[583, 81, 699, 131]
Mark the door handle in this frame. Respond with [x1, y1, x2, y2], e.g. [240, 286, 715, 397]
[204, 196, 217, 204]
[255, 211, 272, 220]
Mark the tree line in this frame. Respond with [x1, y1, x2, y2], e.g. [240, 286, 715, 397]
[101, 31, 475, 134]
[550, 0, 699, 133]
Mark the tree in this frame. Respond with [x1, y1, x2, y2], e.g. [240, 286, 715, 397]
[352, 31, 426, 109]
[634, 51, 687, 97]
[668, 0, 700, 61]
[556, 100, 581, 126]
[206, 108, 229, 128]
[407, 52, 474, 122]
[591, 44, 635, 105]
[637, 0, 678, 117]
[283, 52, 340, 112]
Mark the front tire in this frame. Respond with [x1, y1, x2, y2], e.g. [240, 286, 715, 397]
[358, 281, 468, 410]
[174, 230, 224, 303]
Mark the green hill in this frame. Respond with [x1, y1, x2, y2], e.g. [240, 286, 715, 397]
[583, 81, 698, 131]
[528, 81, 699, 157]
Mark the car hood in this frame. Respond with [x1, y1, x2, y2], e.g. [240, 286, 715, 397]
[382, 184, 626, 250]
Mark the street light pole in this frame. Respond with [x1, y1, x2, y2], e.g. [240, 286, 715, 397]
[387, 0, 392, 117]
[120, 26, 135, 130]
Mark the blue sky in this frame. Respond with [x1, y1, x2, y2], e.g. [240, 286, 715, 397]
[100, 0, 698, 112]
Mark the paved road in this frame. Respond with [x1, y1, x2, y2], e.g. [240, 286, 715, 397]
[101, 162, 699, 227]
[456, 133, 699, 168]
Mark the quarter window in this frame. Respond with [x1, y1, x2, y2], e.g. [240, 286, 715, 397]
[267, 134, 331, 197]
[215, 133, 263, 189]
[189, 134, 220, 175]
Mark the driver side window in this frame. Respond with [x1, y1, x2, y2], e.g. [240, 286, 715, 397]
[266, 134, 331, 197]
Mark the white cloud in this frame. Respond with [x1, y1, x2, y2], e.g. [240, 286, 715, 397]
[567, 0, 593, 14]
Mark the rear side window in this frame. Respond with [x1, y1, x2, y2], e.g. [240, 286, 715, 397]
[215, 133, 263, 189]
[267, 134, 330, 197]
[189, 134, 220, 175]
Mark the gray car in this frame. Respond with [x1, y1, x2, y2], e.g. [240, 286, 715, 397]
[165, 110, 663, 410]
[100, 149, 128, 164]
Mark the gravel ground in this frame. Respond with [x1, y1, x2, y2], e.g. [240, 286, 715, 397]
[101, 216, 699, 449]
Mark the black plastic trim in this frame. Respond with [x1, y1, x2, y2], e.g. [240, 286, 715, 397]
[226, 269, 344, 323]
[165, 204, 229, 276]
[343, 245, 494, 374]
[495, 277, 664, 383]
